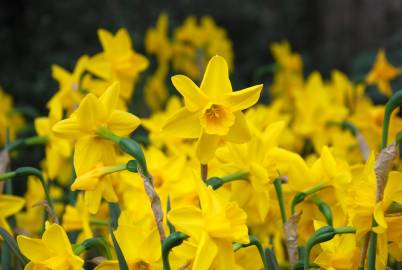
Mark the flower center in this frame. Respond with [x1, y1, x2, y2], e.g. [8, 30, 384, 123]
[200, 104, 235, 135]
[134, 261, 150, 270]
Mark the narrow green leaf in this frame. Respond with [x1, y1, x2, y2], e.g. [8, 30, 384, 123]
[0, 228, 29, 266]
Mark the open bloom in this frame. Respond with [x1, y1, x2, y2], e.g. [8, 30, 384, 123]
[88, 28, 149, 99]
[366, 49, 401, 97]
[52, 82, 141, 174]
[17, 223, 84, 270]
[163, 55, 263, 163]
[168, 177, 249, 269]
[0, 194, 25, 234]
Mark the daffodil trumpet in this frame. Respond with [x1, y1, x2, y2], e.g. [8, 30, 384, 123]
[162, 231, 189, 270]
[0, 167, 54, 212]
[304, 226, 356, 270]
[233, 235, 270, 270]
[5, 135, 48, 152]
[206, 170, 249, 190]
[72, 237, 112, 259]
[291, 181, 329, 214]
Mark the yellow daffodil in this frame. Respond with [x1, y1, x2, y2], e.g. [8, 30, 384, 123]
[95, 211, 161, 270]
[52, 82, 141, 174]
[366, 49, 401, 96]
[17, 223, 84, 270]
[88, 28, 149, 99]
[145, 13, 172, 62]
[0, 87, 25, 146]
[0, 194, 25, 234]
[313, 220, 360, 270]
[163, 55, 263, 163]
[62, 194, 92, 242]
[35, 101, 72, 180]
[168, 178, 249, 270]
[49, 55, 89, 113]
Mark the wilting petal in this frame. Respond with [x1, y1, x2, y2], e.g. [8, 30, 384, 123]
[171, 75, 208, 112]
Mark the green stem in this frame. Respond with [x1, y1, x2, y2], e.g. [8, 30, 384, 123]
[381, 90, 402, 149]
[292, 182, 328, 214]
[311, 195, 333, 226]
[162, 232, 189, 270]
[386, 201, 402, 214]
[89, 217, 110, 226]
[206, 171, 249, 190]
[73, 237, 112, 259]
[96, 127, 122, 144]
[5, 136, 48, 152]
[234, 235, 269, 270]
[273, 178, 287, 224]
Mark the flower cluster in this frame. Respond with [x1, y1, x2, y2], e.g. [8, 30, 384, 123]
[1, 14, 402, 270]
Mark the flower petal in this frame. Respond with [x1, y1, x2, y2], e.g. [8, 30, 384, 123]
[196, 132, 220, 164]
[193, 233, 218, 270]
[99, 82, 120, 117]
[168, 206, 204, 238]
[224, 112, 250, 143]
[107, 110, 141, 136]
[171, 75, 208, 112]
[74, 136, 103, 174]
[42, 224, 72, 255]
[77, 94, 105, 130]
[17, 236, 52, 262]
[52, 117, 82, 139]
[85, 189, 103, 214]
[162, 108, 201, 138]
[0, 194, 25, 218]
[94, 260, 119, 270]
[200, 55, 232, 99]
[223, 84, 263, 112]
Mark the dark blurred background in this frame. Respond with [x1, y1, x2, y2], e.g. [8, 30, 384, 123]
[2, 0, 402, 114]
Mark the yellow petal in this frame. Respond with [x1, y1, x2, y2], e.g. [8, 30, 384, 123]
[162, 108, 201, 138]
[17, 236, 52, 262]
[171, 75, 208, 112]
[52, 117, 82, 139]
[94, 260, 119, 270]
[76, 94, 105, 130]
[71, 174, 98, 191]
[99, 82, 120, 117]
[193, 233, 218, 270]
[0, 194, 25, 217]
[224, 112, 250, 143]
[34, 117, 50, 137]
[107, 110, 141, 136]
[101, 179, 118, 203]
[373, 202, 387, 234]
[98, 29, 114, 53]
[73, 136, 103, 174]
[223, 84, 263, 112]
[196, 132, 220, 164]
[321, 146, 337, 177]
[261, 121, 285, 149]
[383, 171, 402, 207]
[51, 65, 71, 83]
[42, 224, 72, 254]
[168, 206, 204, 238]
[85, 189, 103, 214]
[115, 28, 132, 53]
[200, 55, 232, 99]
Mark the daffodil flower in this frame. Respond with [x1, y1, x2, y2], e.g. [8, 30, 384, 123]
[17, 223, 84, 270]
[95, 211, 161, 270]
[88, 28, 149, 99]
[0, 194, 25, 234]
[168, 178, 249, 269]
[163, 55, 263, 163]
[52, 82, 141, 174]
[366, 49, 401, 97]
